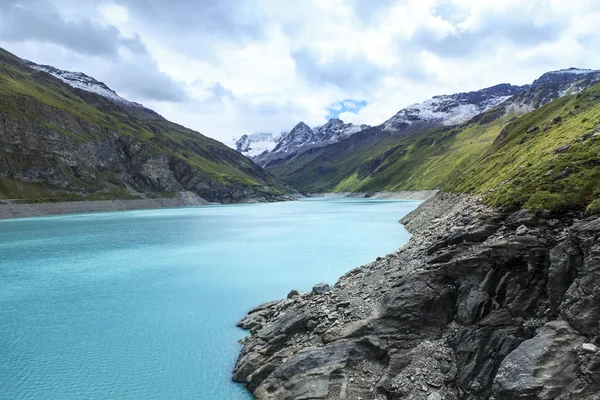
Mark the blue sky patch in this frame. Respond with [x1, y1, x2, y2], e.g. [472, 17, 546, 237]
[326, 99, 367, 119]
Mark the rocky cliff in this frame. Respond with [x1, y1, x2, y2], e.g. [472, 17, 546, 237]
[234, 193, 600, 399]
[0, 47, 294, 207]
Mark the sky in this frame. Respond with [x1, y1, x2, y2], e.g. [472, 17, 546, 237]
[1, 0, 600, 144]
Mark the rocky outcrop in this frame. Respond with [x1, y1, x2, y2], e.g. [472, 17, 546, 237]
[234, 193, 600, 399]
[0, 47, 295, 208]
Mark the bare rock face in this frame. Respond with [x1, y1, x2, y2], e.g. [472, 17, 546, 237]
[493, 320, 586, 399]
[233, 193, 600, 399]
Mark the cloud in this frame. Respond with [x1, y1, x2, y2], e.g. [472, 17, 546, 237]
[291, 47, 386, 91]
[0, 1, 138, 58]
[2, 0, 600, 142]
[0, 0, 188, 103]
[411, 1, 564, 58]
[326, 99, 368, 119]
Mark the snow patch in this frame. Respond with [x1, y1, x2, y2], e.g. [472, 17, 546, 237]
[24, 60, 143, 108]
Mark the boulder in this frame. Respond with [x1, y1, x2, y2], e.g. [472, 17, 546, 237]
[312, 283, 331, 295]
[493, 320, 585, 399]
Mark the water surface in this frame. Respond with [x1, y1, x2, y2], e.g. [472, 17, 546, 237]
[0, 198, 419, 399]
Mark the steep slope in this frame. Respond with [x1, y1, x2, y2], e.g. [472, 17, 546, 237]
[233, 72, 600, 400]
[267, 69, 600, 206]
[0, 47, 293, 204]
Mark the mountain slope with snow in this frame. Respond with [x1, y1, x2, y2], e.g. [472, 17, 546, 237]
[261, 67, 600, 193]
[23, 60, 142, 107]
[0, 47, 293, 204]
[233, 118, 370, 164]
[233, 132, 282, 157]
[382, 83, 527, 131]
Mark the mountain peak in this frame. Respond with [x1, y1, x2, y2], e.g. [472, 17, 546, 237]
[291, 121, 311, 131]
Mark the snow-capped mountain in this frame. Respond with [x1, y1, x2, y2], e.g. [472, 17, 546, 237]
[23, 60, 145, 109]
[382, 83, 527, 131]
[313, 118, 370, 145]
[505, 68, 600, 113]
[234, 118, 370, 162]
[233, 132, 282, 157]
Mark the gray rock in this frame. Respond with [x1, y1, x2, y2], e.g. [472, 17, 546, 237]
[287, 289, 300, 298]
[581, 343, 598, 353]
[428, 393, 442, 400]
[493, 320, 585, 399]
[312, 283, 331, 295]
[516, 224, 529, 235]
[234, 194, 600, 400]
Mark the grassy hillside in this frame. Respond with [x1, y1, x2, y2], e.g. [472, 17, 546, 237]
[267, 85, 600, 212]
[448, 85, 600, 213]
[0, 47, 292, 203]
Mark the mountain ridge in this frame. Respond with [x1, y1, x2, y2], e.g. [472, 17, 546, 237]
[259, 67, 600, 210]
[0, 47, 294, 207]
[233, 118, 370, 165]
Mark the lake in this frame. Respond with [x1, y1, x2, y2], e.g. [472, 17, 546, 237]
[0, 197, 419, 399]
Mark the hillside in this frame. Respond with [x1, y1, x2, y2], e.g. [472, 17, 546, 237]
[263, 70, 600, 212]
[0, 47, 293, 205]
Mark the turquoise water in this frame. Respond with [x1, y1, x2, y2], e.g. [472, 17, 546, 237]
[0, 198, 419, 399]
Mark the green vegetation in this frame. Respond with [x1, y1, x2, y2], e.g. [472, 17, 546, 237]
[268, 83, 600, 212]
[0, 47, 290, 202]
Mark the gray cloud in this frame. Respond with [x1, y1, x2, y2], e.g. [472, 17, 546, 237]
[121, 0, 265, 40]
[291, 48, 385, 91]
[0, 0, 188, 103]
[412, 4, 564, 58]
[106, 55, 189, 103]
[0, 1, 140, 58]
[118, 0, 266, 60]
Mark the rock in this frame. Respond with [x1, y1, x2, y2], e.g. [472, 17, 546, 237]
[515, 224, 529, 235]
[493, 320, 585, 399]
[548, 239, 582, 311]
[234, 193, 600, 400]
[427, 392, 442, 400]
[312, 283, 331, 295]
[555, 144, 571, 154]
[526, 125, 539, 133]
[287, 289, 300, 298]
[581, 343, 598, 353]
[506, 209, 538, 227]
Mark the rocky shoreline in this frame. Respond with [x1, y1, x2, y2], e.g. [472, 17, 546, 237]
[304, 190, 439, 201]
[233, 192, 600, 399]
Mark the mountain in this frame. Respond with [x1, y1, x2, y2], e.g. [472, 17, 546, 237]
[262, 68, 600, 200]
[505, 68, 600, 112]
[234, 75, 600, 399]
[234, 132, 282, 157]
[382, 83, 526, 131]
[0, 47, 294, 205]
[233, 118, 370, 165]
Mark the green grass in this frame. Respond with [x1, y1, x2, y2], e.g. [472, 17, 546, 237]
[268, 83, 600, 212]
[0, 47, 291, 201]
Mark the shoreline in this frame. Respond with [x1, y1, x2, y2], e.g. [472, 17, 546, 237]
[0, 190, 437, 219]
[303, 190, 439, 201]
[233, 192, 600, 399]
[0, 191, 215, 219]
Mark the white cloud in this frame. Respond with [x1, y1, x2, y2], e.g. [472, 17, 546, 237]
[1, 0, 600, 142]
